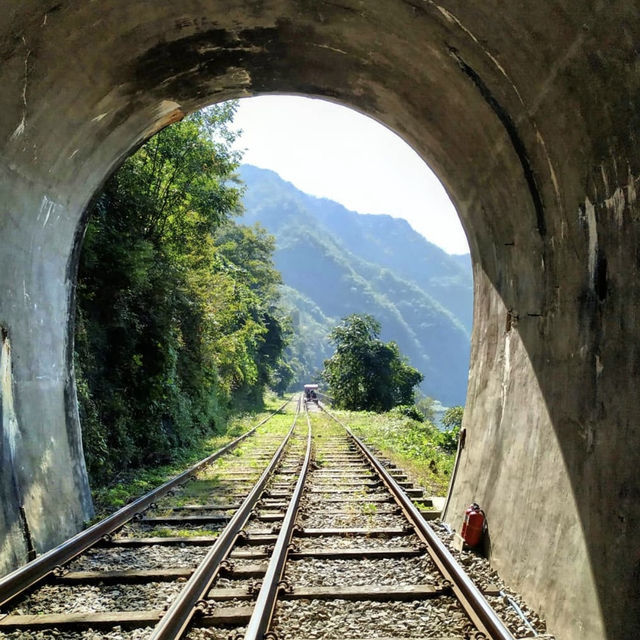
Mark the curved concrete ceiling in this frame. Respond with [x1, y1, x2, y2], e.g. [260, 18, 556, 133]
[1, 3, 639, 639]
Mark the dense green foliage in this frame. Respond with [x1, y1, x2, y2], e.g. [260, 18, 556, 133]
[439, 405, 464, 453]
[442, 405, 464, 430]
[322, 314, 423, 411]
[278, 286, 334, 384]
[239, 164, 472, 405]
[75, 106, 287, 484]
[414, 394, 436, 422]
[91, 394, 289, 517]
[339, 409, 457, 496]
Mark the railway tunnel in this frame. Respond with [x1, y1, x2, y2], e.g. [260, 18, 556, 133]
[0, 2, 638, 638]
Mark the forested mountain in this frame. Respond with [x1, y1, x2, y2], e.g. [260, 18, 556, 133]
[239, 164, 473, 406]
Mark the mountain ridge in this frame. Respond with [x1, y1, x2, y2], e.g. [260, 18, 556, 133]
[239, 164, 473, 405]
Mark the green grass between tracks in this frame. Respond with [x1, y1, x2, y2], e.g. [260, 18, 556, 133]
[89, 394, 294, 521]
[320, 408, 455, 497]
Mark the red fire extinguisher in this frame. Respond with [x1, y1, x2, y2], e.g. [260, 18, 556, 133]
[461, 503, 485, 547]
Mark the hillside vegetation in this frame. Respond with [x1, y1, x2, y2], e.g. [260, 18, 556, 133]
[323, 314, 423, 411]
[239, 164, 473, 406]
[75, 110, 472, 488]
[75, 107, 289, 485]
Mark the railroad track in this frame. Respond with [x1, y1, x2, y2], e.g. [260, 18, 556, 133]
[0, 395, 517, 640]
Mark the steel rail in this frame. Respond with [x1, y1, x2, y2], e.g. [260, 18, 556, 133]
[150, 396, 302, 640]
[243, 402, 313, 640]
[319, 404, 515, 640]
[0, 397, 292, 609]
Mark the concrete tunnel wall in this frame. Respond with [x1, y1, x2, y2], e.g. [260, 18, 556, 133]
[0, 1, 639, 638]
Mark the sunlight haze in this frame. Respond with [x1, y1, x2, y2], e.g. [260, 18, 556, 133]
[232, 96, 469, 256]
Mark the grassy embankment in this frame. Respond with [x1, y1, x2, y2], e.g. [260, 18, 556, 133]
[325, 408, 456, 497]
[90, 393, 294, 520]
[128, 400, 297, 538]
[89, 396, 453, 527]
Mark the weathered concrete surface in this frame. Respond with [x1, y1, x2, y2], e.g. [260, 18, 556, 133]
[0, 2, 639, 638]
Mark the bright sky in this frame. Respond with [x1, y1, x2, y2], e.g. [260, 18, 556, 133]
[231, 95, 469, 255]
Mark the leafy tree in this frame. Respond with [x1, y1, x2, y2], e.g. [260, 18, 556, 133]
[210, 223, 289, 407]
[415, 393, 436, 422]
[442, 405, 464, 430]
[391, 404, 425, 422]
[75, 104, 289, 483]
[322, 314, 423, 411]
[439, 405, 463, 453]
[271, 360, 295, 396]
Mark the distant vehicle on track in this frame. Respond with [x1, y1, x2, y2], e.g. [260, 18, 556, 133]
[303, 383, 319, 403]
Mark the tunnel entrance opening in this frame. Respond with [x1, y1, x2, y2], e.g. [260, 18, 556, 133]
[72, 94, 472, 498]
[1, 3, 639, 638]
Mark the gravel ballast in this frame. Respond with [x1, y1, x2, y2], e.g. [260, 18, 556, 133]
[187, 626, 246, 640]
[296, 534, 421, 549]
[0, 627, 154, 639]
[271, 597, 474, 638]
[0, 414, 556, 640]
[285, 555, 440, 587]
[67, 546, 208, 572]
[8, 582, 183, 616]
[430, 520, 554, 638]
[300, 511, 408, 528]
[116, 523, 223, 539]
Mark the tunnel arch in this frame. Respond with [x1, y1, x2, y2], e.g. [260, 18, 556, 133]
[2, 3, 640, 639]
